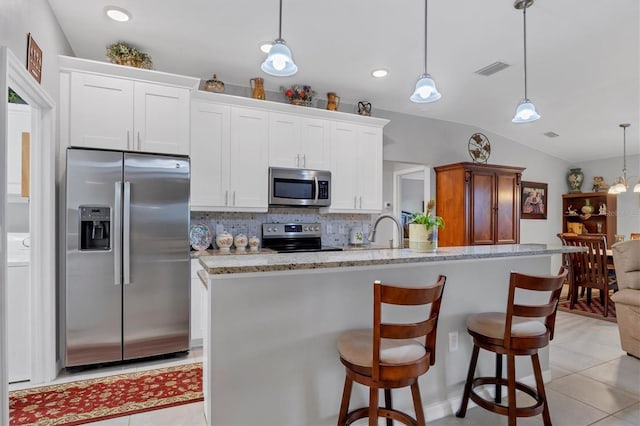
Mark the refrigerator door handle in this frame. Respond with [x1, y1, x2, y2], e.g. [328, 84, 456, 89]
[114, 182, 122, 285]
[123, 181, 131, 285]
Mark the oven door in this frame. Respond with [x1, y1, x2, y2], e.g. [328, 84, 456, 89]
[269, 167, 331, 207]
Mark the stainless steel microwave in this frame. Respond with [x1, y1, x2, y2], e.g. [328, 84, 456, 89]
[268, 167, 331, 207]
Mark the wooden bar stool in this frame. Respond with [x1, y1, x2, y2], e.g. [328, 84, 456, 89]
[337, 276, 446, 426]
[456, 267, 568, 426]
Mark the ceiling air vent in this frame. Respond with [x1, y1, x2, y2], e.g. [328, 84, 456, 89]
[544, 131, 560, 138]
[474, 61, 510, 76]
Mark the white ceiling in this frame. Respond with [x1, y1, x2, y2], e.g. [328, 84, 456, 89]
[47, 0, 640, 163]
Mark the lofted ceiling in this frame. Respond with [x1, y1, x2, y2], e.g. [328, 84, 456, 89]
[46, 0, 640, 163]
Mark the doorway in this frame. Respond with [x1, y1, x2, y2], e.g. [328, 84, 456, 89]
[392, 163, 431, 243]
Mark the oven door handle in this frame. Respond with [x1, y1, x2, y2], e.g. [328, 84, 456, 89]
[314, 177, 319, 203]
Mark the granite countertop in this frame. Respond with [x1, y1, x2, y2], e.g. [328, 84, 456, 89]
[191, 247, 276, 257]
[199, 244, 583, 275]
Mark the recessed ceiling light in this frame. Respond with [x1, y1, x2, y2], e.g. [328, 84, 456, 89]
[372, 69, 388, 78]
[105, 6, 131, 22]
[259, 41, 273, 53]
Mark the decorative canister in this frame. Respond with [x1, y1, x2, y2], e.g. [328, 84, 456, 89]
[357, 101, 372, 116]
[250, 77, 266, 100]
[215, 231, 233, 251]
[234, 233, 248, 250]
[204, 74, 225, 93]
[326, 92, 340, 111]
[567, 168, 584, 193]
[248, 235, 260, 251]
[581, 198, 594, 215]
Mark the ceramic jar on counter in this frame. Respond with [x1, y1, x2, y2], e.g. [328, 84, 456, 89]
[234, 233, 248, 250]
[248, 236, 260, 251]
[215, 231, 233, 251]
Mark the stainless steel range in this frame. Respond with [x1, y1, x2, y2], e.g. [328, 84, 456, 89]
[262, 223, 343, 253]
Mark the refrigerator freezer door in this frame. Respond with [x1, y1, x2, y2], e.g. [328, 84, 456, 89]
[66, 149, 123, 366]
[122, 153, 190, 360]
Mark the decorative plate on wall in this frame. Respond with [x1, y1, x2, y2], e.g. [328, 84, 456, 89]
[468, 133, 491, 163]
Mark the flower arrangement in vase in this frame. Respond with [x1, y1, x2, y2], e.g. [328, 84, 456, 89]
[281, 85, 315, 106]
[106, 42, 153, 69]
[408, 199, 445, 252]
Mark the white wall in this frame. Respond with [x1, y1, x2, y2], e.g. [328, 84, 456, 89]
[0, 0, 74, 102]
[575, 154, 640, 238]
[377, 109, 569, 249]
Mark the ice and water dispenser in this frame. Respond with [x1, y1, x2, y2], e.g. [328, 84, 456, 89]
[79, 206, 111, 250]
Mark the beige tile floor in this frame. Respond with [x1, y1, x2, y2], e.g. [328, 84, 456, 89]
[10, 311, 640, 425]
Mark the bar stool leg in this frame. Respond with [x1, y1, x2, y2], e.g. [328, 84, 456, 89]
[456, 344, 480, 418]
[507, 354, 517, 426]
[410, 382, 426, 426]
[495, 354, 503, 403]
[384, 389, 393, 426]
[368, 387, 379, 426]
[337, 376, 352, 426]
[531, 352, 552, 426]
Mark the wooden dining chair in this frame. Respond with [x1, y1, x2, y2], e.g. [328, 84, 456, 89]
[562, 234, 617, 317]
[337, 276, 446, 426]
[456, 268, 568, 426]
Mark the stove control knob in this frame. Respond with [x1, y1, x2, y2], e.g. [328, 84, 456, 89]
[303, 226, 309, 231]
[314, 226, 320, 231]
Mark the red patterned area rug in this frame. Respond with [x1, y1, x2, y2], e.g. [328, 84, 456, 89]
[10, 362, 203, 426]
[558, 298, 617, 323]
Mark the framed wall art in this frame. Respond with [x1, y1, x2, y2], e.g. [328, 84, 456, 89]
[521, 181, 547, 220]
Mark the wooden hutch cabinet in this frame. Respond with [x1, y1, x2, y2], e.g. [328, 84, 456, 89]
[434, 162, 525, 247]
[561, 192, 617, 248]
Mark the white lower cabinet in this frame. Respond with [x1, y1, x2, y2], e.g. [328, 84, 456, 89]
[190, 259, 204, 347]
[8, 265, 31, 383]
[322, 122, 383, 213]
[190, 96, 268, 212]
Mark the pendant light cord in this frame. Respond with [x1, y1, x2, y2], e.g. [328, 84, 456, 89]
[424, 0, 428, 73]
[623, 125, 628, 182]
[278, 0, 283, 39]
[522, 5, 528, 100]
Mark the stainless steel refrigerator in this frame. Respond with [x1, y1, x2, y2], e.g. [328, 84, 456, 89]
[64, 147, 190, 367]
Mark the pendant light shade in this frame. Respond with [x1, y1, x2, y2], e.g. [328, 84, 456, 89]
[512, 0, 540, 123]
[261, 0, 297, 77]
[608, 123, 634, 194]
[410, 0, 441, 103]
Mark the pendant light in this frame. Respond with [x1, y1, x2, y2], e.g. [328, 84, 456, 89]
[512, 0, 540, 123]
[410, 0, 441, 103]
[608, 123, 640, 194]
[261, 0, 297, 77]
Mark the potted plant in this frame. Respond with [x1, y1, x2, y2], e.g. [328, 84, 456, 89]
[106, 42, 153, 69]
[408, 199, 444, 252]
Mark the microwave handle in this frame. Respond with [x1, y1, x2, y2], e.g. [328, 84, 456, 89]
[314, 177, 319, 202]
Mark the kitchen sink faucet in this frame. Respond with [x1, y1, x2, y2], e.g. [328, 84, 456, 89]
[368, 214, 404, 249]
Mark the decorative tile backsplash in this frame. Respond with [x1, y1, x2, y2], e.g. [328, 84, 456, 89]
[191, 208, 376, 248]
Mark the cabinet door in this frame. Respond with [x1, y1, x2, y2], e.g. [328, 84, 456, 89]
[328, 122, 359, 211]
[70, 73, 133, 150]
[229, 107, 268, 210]
[8, 266, 31, 383]
[268, 112, 300, 168]
[299, 117, 330, 170]
[356, 125, 382, 212]
[134, 82, 190, 155]
[190, 260, 203, 346]
[495, 173, 519, 244]
[190, 100, 230, 209]
[470, 171, 495, 245]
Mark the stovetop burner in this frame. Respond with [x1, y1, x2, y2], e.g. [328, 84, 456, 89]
[261, 223, 342, 253]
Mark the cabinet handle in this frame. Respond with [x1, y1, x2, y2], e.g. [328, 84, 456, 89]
[359, 196, 362, 209]
[233, 191, 236, 206]
[296, 154, 300, 168]
[137, 132, 141, 150]
[225, 190, 228, 206]
[302, 154, 306, 168]
[354, 196, 357, 208]
[126, 131, 130, 150]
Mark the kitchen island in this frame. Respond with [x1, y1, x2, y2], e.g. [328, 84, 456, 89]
[198, 244, 578, 425]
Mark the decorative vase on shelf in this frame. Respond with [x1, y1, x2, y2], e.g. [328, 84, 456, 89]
[408, 224, 438, 253]
[567, 168, 584, 193]
[581, 198, 594, 215]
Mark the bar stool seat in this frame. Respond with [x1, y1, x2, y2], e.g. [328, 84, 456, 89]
[337, 276, 446, 426]
[456, 268, 568, 426]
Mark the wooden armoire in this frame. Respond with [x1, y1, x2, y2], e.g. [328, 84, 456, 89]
[434, 162, 526, 247]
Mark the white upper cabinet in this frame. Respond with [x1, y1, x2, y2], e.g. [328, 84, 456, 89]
[269, 112, 330, 170]
[322, 122, 383, 213]
[61, 56, 198, 156]
[190, 95, 268, 212]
